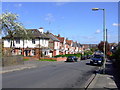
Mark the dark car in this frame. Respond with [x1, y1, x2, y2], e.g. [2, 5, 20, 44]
[81, 56, 87, 60]
[66, 56, 78, 62]
[90, 54, 104, 66]
[87, 55, 93, 59]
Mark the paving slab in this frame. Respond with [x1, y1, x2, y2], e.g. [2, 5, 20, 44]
[87, 60, 118, 89]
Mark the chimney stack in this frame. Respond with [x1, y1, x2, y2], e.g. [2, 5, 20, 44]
[58, 34, 60, 37]
[46, 30, 50, 34]
[39, 27, 44, 33]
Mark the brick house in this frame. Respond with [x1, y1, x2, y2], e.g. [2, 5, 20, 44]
[77, 43, 84, 53]
[66, 40, 74, 54]
[45, 32, 60, 57]
[3, 27, 50, 58]
[55, 34, 66, 55]
[72, 42, 79, 54]
[82, 44, 90, 51]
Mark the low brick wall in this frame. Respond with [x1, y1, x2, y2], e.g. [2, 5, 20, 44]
[23, 57, 39, 60]
[23, 57, 31, 60]
[2, 56, 24, 67]
[40, 57, 67, 61]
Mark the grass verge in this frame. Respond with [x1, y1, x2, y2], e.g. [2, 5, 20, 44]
[23, 58, 29, 61]
[39, 59, 56, 61]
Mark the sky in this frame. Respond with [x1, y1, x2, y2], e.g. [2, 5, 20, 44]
[1, 2, 119, 44]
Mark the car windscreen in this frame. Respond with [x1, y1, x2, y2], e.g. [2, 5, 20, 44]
[94, 55, 102, 58]
[68, 56, 75, 58]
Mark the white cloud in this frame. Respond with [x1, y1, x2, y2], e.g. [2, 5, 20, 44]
[112, 23, 120, 26]
[95, 29, 101, 34]
[55, 2, 67, 6]
[14, 3, 22, 8]
[45, 13, 55, 23]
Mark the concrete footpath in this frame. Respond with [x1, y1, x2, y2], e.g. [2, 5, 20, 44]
[87, 60, 118, 89]
[0, 61, 65, 74]
[0, 63, 36, 74]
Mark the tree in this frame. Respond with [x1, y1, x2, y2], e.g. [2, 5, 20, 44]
[0, 11, 31, 56]
[1, 12, 25, 47]
[98, 41, 110, 54]
[90, 47, 98, 52]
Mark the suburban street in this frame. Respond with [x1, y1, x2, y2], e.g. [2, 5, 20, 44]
[1, 2, 119, 89]
[3, 59, 98, 88]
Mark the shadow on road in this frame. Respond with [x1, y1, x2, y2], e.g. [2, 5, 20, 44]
[86, 62, 101, 67]
[86, 63, 91, 65]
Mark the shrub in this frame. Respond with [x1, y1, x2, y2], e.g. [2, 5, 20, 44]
[112, 47, 120, 68]
[54, 53, 82, 58]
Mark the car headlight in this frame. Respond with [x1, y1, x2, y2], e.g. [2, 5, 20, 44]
[98, 61, 101, 62]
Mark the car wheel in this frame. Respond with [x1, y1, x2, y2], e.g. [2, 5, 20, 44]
[90, 62, 93, 65]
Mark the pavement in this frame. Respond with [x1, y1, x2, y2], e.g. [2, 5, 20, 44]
[0, 63, 37, 74]
[1, 60, 65, 74]
[86, 60, 118, 89]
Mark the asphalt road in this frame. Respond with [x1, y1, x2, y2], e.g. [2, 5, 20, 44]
[2, 59, 98, 88]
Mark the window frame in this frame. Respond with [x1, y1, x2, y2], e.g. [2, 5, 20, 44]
[32, 39, 35, 44]
[16, 38, 20, 44]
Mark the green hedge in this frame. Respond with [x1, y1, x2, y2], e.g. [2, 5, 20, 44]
[54, 51, 93, 58]
[54, 53, 82, 58]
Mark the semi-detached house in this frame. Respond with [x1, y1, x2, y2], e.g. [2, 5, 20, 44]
[66, 40, 73, 54]
[55, 35, 66, 55]
[45, 32, 60, 57]
[3, 27, 50, 58]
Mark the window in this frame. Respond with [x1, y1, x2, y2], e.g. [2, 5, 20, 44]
[32, 39, 35, 44]
[16, 39, 20, 44]
[7, 39, 10, 42]
[32, 50, 36, 55]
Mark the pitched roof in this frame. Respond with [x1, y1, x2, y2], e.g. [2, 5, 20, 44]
[46, 33, 60, 41]
[56, 37, 64, 43]
[72, 42, 78, 47]
[66, 40, 73, 45]
[77, 43, 83, 48]
[28, 29, 49, 39]
[3, 29, 49, 39]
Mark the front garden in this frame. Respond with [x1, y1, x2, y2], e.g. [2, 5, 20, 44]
[54, 51, 93, 58]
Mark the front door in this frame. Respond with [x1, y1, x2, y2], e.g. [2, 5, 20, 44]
[25, 50, 31, 56]
[25, 50, 28, 56]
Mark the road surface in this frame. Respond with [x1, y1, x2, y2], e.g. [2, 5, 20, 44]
[3, 59, 98, 88]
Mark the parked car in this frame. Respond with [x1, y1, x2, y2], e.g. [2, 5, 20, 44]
[81, 56, 87, 60]
[87, 55, 93, 59]
[90, 54, 104, 66]
[66, 56, 78, 62]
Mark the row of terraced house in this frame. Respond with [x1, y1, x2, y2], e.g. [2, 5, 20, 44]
[3, 27, 84, 58]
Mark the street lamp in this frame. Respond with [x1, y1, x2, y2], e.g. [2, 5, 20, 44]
[92, 8, 107, 74]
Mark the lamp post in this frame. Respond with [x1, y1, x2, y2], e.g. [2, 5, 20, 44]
[92, 8, 107, 74]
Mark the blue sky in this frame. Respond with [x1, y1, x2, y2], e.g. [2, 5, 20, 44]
[2, 2, 118, 44]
